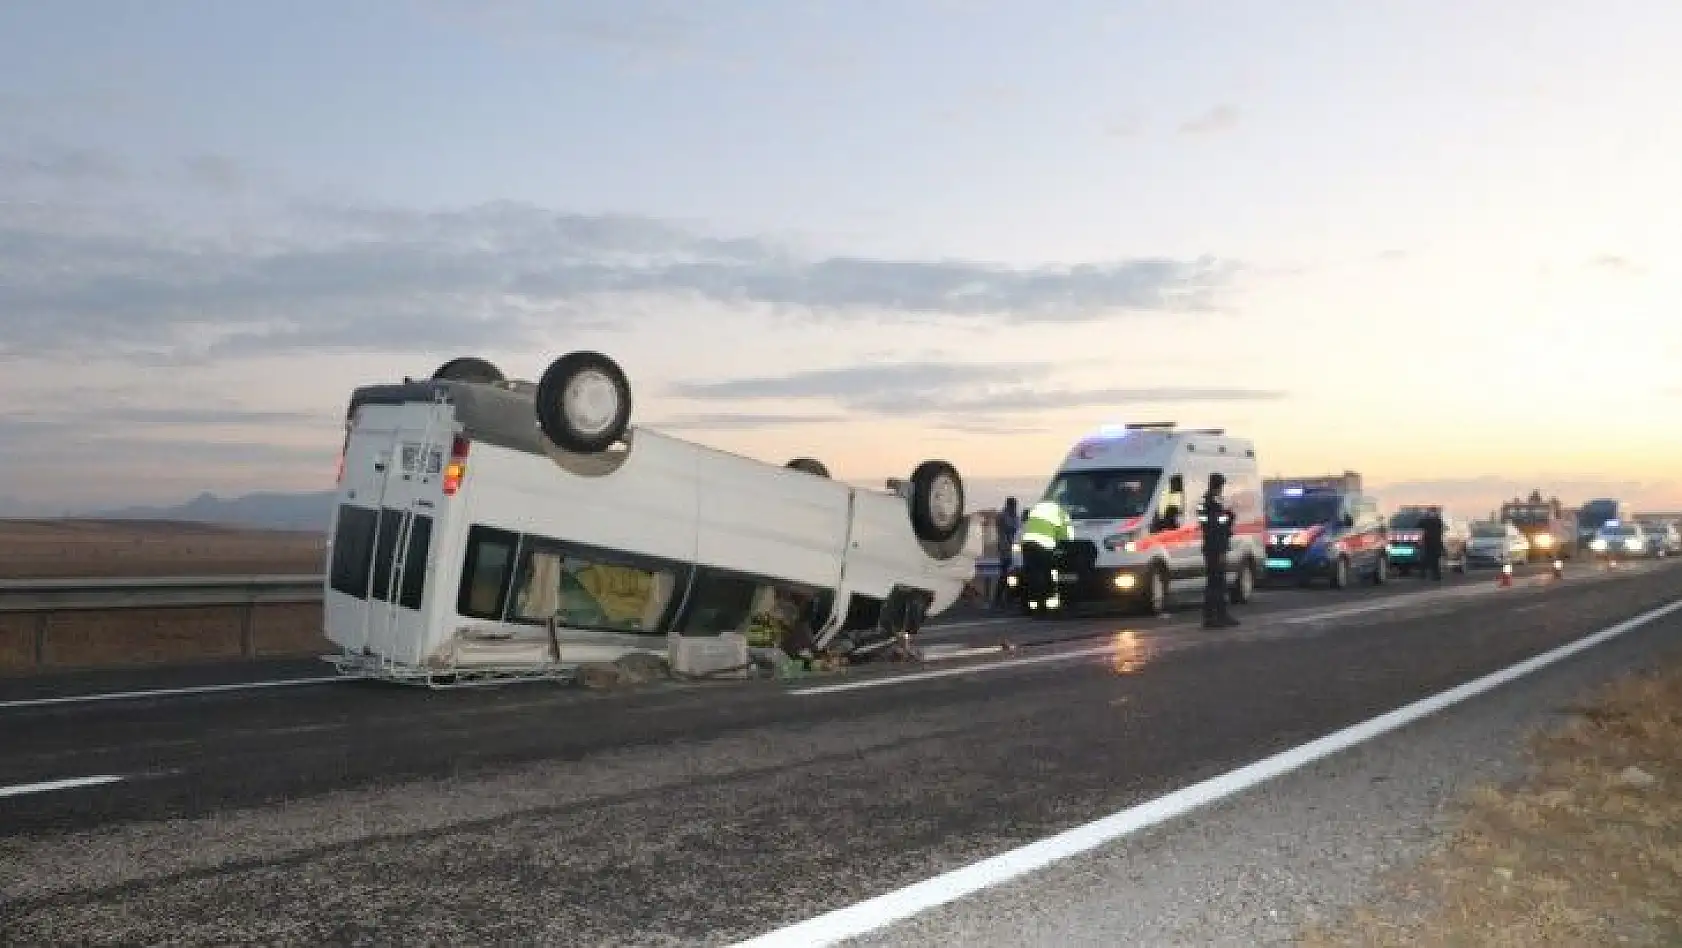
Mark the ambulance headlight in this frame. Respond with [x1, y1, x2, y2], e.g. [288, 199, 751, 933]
[1006, 574, 1018, 587]
[1113, 573, 1137, 590]
[1534, 533, 1553, 547]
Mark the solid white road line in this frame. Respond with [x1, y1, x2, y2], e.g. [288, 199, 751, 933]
[920, 616, 1017, 633]
[0, 676, 345, 711]
[790, 644, 1119, 695]
[0, 775, 125, 798]
[735, 597, 1682, 947]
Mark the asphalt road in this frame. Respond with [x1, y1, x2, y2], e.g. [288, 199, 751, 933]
[2, 557, 1679, 946]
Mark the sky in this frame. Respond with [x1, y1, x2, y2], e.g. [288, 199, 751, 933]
[2, 0, 1680, 518]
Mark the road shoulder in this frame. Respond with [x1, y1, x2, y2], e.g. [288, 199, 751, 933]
[849, 606, 1682, 947]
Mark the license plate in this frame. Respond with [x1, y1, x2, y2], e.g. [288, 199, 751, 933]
[1265, 557, 1294, 570]
[1388, 544, 1415, 555]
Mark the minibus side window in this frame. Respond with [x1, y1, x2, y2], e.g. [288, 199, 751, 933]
[458, 525, 519, 620]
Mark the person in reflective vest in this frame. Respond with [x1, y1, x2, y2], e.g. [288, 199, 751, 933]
[1197, 473, 1240, 629]
[1018, 500, 1073, 611]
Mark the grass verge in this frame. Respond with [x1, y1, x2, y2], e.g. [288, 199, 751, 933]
[1302, 658, 1682, 947]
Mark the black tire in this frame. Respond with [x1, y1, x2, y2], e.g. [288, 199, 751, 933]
[1371, 555, 1389, 585]
[908, 460, 966, 543]
[1143, 563, 1170, 616]
[431, 356, 505, 385]
[1330, 555, 1351, 589]
[786, 458, 831, 478]
[535, 351, 633, 454]
[1230, 557, 1257, 604]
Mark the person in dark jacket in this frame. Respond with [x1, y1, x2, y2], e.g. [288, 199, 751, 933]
[1197, 473, 1240, 628]
[1418, 506, 1445, 581]
[992, 497, 1019, 609]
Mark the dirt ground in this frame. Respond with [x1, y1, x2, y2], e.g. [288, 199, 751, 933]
[0, 519, 325, 579]
[1301, 659, 1682, 947]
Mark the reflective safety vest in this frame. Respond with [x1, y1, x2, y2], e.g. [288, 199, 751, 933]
[1195, 496, 1234, 529]
[1020, 501, 1074, 549]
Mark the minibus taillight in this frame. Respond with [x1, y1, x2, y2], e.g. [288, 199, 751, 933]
[442, 435, 470, 495]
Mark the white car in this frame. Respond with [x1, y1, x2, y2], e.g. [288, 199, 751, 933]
[1589, 521, 1661, 560]
[1465, 521, 1529, 567]
[322, 351, 981, 685]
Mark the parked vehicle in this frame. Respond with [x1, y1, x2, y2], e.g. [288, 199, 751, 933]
[1002, 422, 1265, 616]
[1385, 505, 1469, 575]
[323, 352, 981, 685]
[1466, 521, 1529, 568]
[1575, 498, 1628, 549]
[1637, 520, 1681, 556]
[1588, 521, 1660, 561]
[1262, 484, 1391, 588]
[1500, 499, 1578, 561]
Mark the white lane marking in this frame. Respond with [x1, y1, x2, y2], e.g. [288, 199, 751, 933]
[920, 617, 1016, 633]
[737, 596, 1682, 947]
[0, 775, 125, 798]
[0, 676, 345, 711]
[790, 644, 1117, 695]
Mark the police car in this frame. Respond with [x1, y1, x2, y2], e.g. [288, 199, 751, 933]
[1003, 422, 1266, 616]
[322, 351, 982, 685]
[1262, 486, 1391, 588]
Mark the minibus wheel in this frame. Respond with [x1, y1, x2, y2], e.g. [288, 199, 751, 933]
[536, 351, 633, 454]
[431, 356, 505, 384]
[786, 458, 831, 478]
[909, 460, 965, 543]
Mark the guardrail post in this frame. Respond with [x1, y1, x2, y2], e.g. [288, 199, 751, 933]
[34, 611, 48, 670]
[240, 596, 257, 659]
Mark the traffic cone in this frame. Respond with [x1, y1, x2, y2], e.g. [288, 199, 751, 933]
[1498, 563, 1514, 587]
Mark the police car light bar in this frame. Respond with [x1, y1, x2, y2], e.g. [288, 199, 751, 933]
[1283, 487, 1305, 496]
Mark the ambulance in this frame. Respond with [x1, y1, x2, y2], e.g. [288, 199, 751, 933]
[322, 351, 981, 686]
[1004, 422, 1266, 615]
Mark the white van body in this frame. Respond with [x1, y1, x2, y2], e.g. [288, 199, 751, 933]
[322, 366, 980, 685]
[1006, 423, 1264, 612]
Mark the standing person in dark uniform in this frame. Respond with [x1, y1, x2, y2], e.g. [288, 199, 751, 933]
[1418, 506, 1445, 581]
[1197, 473, 1240, 629]
[992, 497, 1019, 609]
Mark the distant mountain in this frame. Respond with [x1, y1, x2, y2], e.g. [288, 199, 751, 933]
[89, 490, 336, 532]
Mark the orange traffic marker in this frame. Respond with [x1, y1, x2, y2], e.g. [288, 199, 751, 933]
[1498, 564, 1514, 587]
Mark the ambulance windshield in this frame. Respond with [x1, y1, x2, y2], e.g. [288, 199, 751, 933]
[1043, 468, 1160, 520]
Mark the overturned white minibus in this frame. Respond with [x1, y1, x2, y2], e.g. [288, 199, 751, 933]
[322, 351, 981, 685]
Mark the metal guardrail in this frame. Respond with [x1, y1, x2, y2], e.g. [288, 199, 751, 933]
[0, 574, 325, 613]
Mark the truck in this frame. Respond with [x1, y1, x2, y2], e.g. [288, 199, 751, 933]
[1499, 498, 1578, 562]
[1575, 498, 1628, 548]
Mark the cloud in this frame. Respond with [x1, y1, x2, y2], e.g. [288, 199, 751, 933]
[671, 361, 1286, 421]
[0, 145, 127, 185]
[1104, 116, 1144, 138]
[1179, 105, 1242, 135]
[645, 411, 850, 431]
[420, 0, 697, 56]
[0, 183, 1239, 362]
[180, 154, 252, 192]
[1587, 254, 1644, 274]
